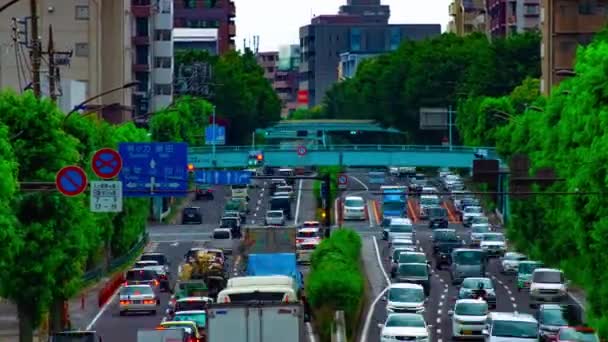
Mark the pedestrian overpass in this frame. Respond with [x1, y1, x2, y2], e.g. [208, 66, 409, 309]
[187, 144, 499, 168]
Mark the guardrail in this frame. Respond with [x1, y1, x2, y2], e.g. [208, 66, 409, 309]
[82, 233, 149, 283]
[189, 144, 497, 154]
[332, 311, 346, 342]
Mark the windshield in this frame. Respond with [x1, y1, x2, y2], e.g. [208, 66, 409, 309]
[385, 314, 426, 328]
[472, 226, 490, 234]
[539, 308, 570, 326]
[302, 222, 319, 228]
[465, 207, 482, 214]
[398, 264, 428, 277]
[390, 225, 412, 233]
[533, 271, 563, 284]
[140, 254, 166, 265]
[298, 231, 319, 238]
[427, 207, 447, 217]
[388, 287, 424, 302]
[174, 312, 207, 328]
[454, 251, 483, 265]
[232, 185, 247, 189]
[482, 234, 505, 242]
[184, 208, 199, 215]
[383, 202, 404, 211]
[121, 286, 153, 295]
[435, 231, 458, 241]
[345, 199, 365, 207]
[220, 218, 237, 228]
[267, 211, 283, 218]
[462, 278, 493, 289]
[398, 254, 426, 264]
[455, 302, 488, 316]
[213, 230, 230, 239]
[126, 270, 156, 281]
[519, 262, 541, 274]
[492, 320, 538, 338]
[504, 253, 526, 261]
[420, 197, 440, 206]
[176, 301, 208, 312]
[559, 328, 599, 342]
[472, 216, 489, 224]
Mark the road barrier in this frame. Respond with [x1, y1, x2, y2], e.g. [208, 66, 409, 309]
[332, 311, 346, 342]
[98, 273, 125, 307]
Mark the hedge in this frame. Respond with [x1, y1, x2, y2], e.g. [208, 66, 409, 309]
[306, 229, 364, 341]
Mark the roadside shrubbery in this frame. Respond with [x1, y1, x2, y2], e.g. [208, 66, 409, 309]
[306, 229, 364, 341]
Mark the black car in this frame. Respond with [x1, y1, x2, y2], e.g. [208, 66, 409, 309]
[139, 253, 171, 291]
[432, 229, 463, 268]
[181, 207, 202, 224]
[194, 185, 214, 200]
[537, 304, 583, 341]
[427, 206, 449, 229]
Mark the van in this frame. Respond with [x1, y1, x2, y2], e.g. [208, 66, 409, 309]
[216, 285, 298, 304]
[449, 248, 486, 285]
[270, 196, 292, 219]
[227, 275, 297, 293]
[278, 168, 295, 185]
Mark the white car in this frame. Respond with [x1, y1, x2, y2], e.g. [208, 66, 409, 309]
[296, 227, 321, 245]
[379, 313, 429, 342]
[463, 206, 483, 226]
[480, 233, 507, 257]
[469, 225, 491, 246]
[265, 210, 285, 226]
[384, 283, 426, 314]
[119, 284, 159, 315]
[529, 268, 568, 305]
[483, 312, 539, 341]
[343, 196, 366, 220]
[500, 252, 527, 274]
[296, 239, 320, 264]
[387, 218, 415, 241]
[449, 299, 488, 339]
[389, 238, 416, 250]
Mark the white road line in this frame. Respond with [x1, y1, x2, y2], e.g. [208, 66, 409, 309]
[259, 193, 263, 198]
[437, 318, 441, 324]
[306, 322, 317, 342]
[441, 294, 445, 300]
[170, 242, 179, 247]
[294, 179, 303, 225]
[253, 213, 257, 216]
[367, 200, 375, 228]
[359, 286, 389, 342]
[444, 285, 448, 290]
[372, 236, 391, 284]
[86, 286, 120, 330]
[438, 308, 442, 315]
[510, 296, 516, 302]
[257, 199, 262, 205]
[350, 175, 369, 191]
[149, 232, 211, 237]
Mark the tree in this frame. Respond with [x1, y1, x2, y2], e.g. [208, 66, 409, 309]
[150, 96, 212, 144]
[289, 106, 325, 120]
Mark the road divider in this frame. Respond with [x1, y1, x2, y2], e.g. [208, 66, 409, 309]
[443, 200, 460, 223]
[371, 200, 382, 227]
[407, 198, 420, 223]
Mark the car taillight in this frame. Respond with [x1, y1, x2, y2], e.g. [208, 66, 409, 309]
[119, 300, 130, 305]
[160, 274, 167, 280]
[123, 281, 128, 287]
[189, 338, 197, 342]
[143, 299, 155, 305]
[152, 280, 159, 287]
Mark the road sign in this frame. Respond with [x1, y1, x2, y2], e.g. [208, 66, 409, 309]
[91, 148, 123, 179]
[119, 142, 189, 197]
[205, 124, 226, 145]
[194, 170, 252, 185]
[297, 145, 307, 156]
[338, 174, 348, 189]
[56, 165, 88, 196]
[90, 181, 123, 212]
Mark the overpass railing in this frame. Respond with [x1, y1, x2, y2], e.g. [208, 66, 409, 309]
[189, 144, 497, 154]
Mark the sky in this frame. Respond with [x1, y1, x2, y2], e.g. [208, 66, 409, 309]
[234, 0, 452, 52]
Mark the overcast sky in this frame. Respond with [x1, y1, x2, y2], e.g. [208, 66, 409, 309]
[234, 0, 451, 52]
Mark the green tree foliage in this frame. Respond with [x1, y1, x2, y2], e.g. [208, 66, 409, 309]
[149, 96, 212, 144]
[289, 106, 325, 120]
[175, 49, 281, 144]
[306, 229, 364, 340]
[322, 32, 540, 143]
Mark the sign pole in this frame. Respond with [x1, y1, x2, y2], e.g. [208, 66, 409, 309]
[448, 105, 453, 151]
[212, 105, 216, 166]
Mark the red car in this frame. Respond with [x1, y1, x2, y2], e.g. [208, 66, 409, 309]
[554, 326, 599, 342]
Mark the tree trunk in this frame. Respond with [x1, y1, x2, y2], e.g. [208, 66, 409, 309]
[17, 303, 34, 342]
[48, 298, 63, 333]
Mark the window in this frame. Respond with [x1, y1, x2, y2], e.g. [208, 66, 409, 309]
[579, 0, 596, 14]
[184, 0, 196, 9]
[350, 28, 361, 52]
[154, 84, 172, 95]
[154, 29, 171, 41]
[389, 27, 401, 50]
[159, 0, 171, 13]
[75, 5, 89, 20]
[154, 57, 172, 68]
[74, 43, 89, 57]
[524, 4, 540, 15]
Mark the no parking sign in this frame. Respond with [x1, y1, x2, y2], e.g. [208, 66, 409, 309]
[338, 174, 348, 189]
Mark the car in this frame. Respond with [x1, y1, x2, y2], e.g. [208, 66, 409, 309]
[140, 253, 170, 273]
[166, 297, 214, 319]
[343, 196, 366, 220]
[530, 268, 568, 306]
[390, 251, 428, 278]
[378, 313, 429, 342]
[296, 239, 320, 264]
[140, 264, 171, 292]
[276, 185, 294, 198]
[392, 263, 431, 296]
[181, 207, 202, 224]
[296, 227, 321, 244]
[269, 178, 288, 194]
[537, 304, 583, 341]
[135, 260, 159, 268]
[383, 283, 426, 314]
[462, 206, 483, 227]
[270, 195, 292, 219]
[479, 232, 507, 257]
[166, 310, 207, 333]
[389, 238, 416, 251]
[450, 249, 487, 285]
[301, 221, 320, 229]
[500, 252, 527, 274]
[210, 228, 233, 254]
[265, 210, 286, 226]
[194, 185, 214, 200]
[483, 312, 539, 341]
[386, 218, 415, 241]
[449, 299, 489, 339]
[119, 284, 160, 315]
[555, 326, 599, 342]
[419, 195, 441, 219]
[426, 205, 449, 229]
[389, 247, 417, 267]
[159, 321, 204, 342]
[125, 268, 160, 289]
[469, 224, 491, 246]
[219, 216, 241, 238]
[517, 260, 543, 291]
[470, 216, 490, 227]
[457, 277, 496, 309]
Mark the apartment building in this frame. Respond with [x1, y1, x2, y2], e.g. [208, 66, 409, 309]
[173, 0, 236, 54]
[338, 52, 379, 79]
[448, 0, 487, 35]
[0, 0, 133, 121]
[277, 44, 301, 117]
[540, 0, 608, 95]
[487, 0, 540, 37]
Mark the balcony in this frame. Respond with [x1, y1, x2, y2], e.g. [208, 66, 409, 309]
[229, 1, 235, 18]
[132, 35, 150, 45]
[228, 22, 236, 37]
[133, 63, 150, 72]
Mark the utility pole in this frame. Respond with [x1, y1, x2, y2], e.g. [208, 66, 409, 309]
[47, 25, 57, 102]
[29, 0, 41, 98]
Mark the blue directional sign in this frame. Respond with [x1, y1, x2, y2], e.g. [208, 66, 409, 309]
[118, 142, 189, 197]
[195, 170, 252, 185]
[205, 124, 226, 145]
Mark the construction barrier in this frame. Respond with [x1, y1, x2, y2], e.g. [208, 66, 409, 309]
[98, 272, 125, 307]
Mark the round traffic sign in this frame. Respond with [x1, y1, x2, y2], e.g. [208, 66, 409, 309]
[91, 148, 123, 179]
[297, 145, 307, 156]
[56, 165, 88, 196]
[338, 174, 348, 185]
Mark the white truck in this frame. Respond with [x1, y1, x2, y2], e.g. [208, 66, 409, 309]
[206, 303, 306, 342]
[136, 328, 187, 342]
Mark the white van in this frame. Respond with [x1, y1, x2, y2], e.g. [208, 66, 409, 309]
[217, 285, 297, 304]
[227, 275, 296, 292]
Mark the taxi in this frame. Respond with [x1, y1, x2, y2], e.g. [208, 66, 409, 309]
[119, 284, 160, 316]
[296, 227, 321, 245]
[301, 221, 320, 229]
[297, 239, 320, 264]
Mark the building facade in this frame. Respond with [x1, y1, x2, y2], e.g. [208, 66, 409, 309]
[173, 0, 235, 54]
[0, 0, 134, 121]
[540, 0, 608, 95]
[487, 0, 540, 37]
[338, 52, 379, 79]
[173, 28, 219, 54]
[448, 0, 487, 35]
[277, 45, 301, 117]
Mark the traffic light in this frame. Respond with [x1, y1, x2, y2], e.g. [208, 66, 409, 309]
[248, 150, 264, 166]
[187, 163, 195, 172]
[256, 153, 263, 161]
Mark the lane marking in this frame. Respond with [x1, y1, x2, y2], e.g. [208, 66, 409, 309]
[306, 322, 317, 342]
[86, 287, 119, 330]
[367, 200, 374, 228]
[257, 199, 262, 205]
[294, 179, 303, 225]
[350, 175, 369, 191]
[170, 242, 179, 247]
[359, 286, 389, 342]
[372, 236, 391, 284]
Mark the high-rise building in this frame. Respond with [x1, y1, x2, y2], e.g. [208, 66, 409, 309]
[299, 1, 440, 107]
[173, 0, 236, 54]
[448, 0, 487, 36]
[0, 0, 134, 121]
[540, 0, 608, 95]
[339, 0, 390, 24]
[277, 44, 301, 117]
[487, 0, 540, 38]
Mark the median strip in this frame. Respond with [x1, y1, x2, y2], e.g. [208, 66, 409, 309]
[407, 199, 419, 223]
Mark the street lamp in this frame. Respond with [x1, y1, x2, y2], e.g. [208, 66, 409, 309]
[63, 81, 140, 122]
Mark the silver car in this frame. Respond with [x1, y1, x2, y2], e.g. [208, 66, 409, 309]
[265, 210, 285, 226]
[119, 284, 160, 316]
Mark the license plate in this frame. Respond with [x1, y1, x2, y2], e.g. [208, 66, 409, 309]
[132, 300, 141, 304]
[463, 330, 472, 335]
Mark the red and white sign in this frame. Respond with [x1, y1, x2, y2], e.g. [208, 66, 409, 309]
[338, 174, 348, 189]
[297, 90, 309, 104]
[297, 145, 307, 156]
[56, 165, 88, 197]
[91, 148, 122, 179]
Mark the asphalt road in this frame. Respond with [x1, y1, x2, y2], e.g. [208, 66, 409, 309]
[351, 170, 581, 342]
[90, 175, 317, 341]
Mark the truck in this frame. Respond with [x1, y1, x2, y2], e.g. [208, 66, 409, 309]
[242, 226, 297, 255]
[48, 331, 102, 342]
[247, 253, 303, 291]
[177, 250, 227, 299]
[381, 185, 407, 219]
[206, 303, 306, 342]
[136, 328, 188, 342]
